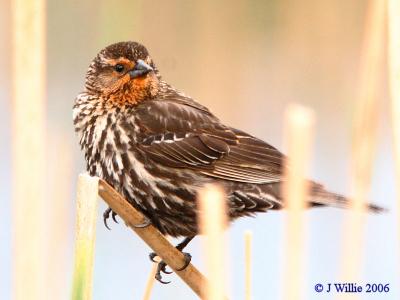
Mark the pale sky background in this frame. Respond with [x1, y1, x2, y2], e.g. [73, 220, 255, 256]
[0, 1, 398, 299]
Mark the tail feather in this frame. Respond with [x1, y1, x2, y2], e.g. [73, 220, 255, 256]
[309, 184, 386, 213]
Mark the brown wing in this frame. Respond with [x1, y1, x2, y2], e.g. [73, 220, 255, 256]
[134, 97, 283, 184]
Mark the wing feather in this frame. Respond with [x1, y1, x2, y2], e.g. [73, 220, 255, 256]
[134, 98, 284, 183]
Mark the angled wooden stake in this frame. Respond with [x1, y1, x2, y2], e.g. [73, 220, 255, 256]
[98, 179, 206, 298]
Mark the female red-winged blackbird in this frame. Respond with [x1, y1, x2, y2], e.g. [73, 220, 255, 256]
[73, 41, 382, 283]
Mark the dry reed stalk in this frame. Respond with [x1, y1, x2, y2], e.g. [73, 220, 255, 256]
[140, 236, 172, 300]
[11, 0, 46, 299]
[244, 231, 252, 300]
[339, 0, 385, 294]
[72, 174, 99, 300]
[141, 260, 159, 300]
[98, 179, 206, 298]
[198, 184, 228, 300]
[388, 0, 400, 244]
[282, 104, 314, 300]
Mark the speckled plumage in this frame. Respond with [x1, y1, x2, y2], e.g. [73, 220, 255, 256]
[73, 41, 382, 238]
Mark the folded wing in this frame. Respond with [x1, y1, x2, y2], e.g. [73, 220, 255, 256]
[134, 98, 284, 184]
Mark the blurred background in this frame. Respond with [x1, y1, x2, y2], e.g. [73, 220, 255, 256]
[0, 0, 398, 299]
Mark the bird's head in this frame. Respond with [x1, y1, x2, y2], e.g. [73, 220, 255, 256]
[85, 41, 160, 105]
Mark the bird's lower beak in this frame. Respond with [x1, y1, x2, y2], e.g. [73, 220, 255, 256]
[129, 59, 153, 79]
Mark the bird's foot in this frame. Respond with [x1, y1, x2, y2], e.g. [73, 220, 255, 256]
[150, 252, 172, 284]
[149, 252, 192, 284]
[176, 252, 192, 271]
[132, 216, 151, 228]
[103, 207, 118, 230]
[155, 261, 172, 284]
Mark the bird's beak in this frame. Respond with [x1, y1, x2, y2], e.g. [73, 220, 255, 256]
[129, 59, 153, 79]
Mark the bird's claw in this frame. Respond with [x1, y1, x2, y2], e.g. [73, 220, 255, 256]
[150, 251, 191, 283]
[132, 216, 151, 228]
[149, 253, 172, 273]
[111, 211, 118, 223]
[155, 267, 171, 285]
[159, 261, 173, 274]
[151, 257, 172, 284]
[149, 252, 158, 263]
[103, 208, 119, 230]
[176, 252, 192, 271]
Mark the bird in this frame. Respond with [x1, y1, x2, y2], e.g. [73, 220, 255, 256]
[73, 41, 383, 284]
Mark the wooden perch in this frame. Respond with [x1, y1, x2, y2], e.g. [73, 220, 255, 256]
[97, 178, 206, 298]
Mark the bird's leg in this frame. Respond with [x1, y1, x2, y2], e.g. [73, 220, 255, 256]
[103, 207, 119, 230]
[175, 236, 193, 271]
[150, 236, 195, 284]
[176, 236, 194, 252]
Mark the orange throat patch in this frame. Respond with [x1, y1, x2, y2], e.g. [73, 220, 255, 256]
[105, 73, 159, 107]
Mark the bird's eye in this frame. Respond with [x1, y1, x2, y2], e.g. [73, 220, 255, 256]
[114, 64, 125, 73]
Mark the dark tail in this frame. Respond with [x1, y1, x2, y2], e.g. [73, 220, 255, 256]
[309, 183, 386, 213]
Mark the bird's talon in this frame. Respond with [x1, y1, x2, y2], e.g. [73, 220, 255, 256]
[149, 252, 158, 263]
[155, 273, 171, 285]
[132, 217, 151, 228]
[155, 261, 171, 284]
[111, 211, 119, 223]
[176, 252, 192, 271]
[159, 261, 172, 274]
[149, 237, 194, 284]
[103, 208, 112, 230]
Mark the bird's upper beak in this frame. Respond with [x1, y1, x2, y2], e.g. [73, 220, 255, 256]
[129, 59, 153, 79]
